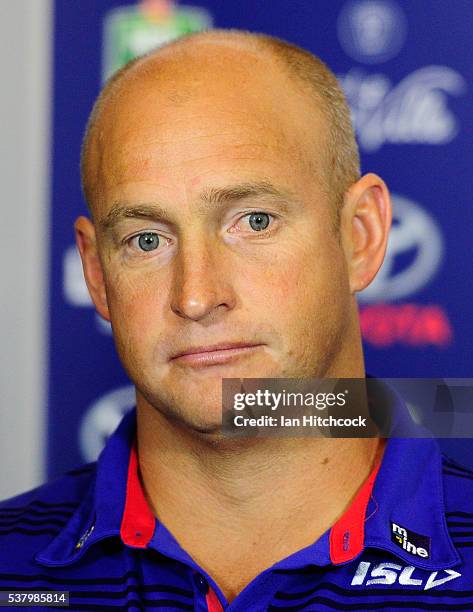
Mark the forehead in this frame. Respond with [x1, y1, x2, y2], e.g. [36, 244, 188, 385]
[89, 43, 329, 210]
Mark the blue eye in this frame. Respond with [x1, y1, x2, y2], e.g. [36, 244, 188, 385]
[137, 232, 159, 251]
[248, 212, 270, 231]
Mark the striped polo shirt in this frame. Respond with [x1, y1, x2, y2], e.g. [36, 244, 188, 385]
[1, 408, 473, 611]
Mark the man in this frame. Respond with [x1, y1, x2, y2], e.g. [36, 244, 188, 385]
[0, 29, 472, 611]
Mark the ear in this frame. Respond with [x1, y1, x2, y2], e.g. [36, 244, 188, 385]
[74, 216, 111, 321]
[341, 173, 392, 294]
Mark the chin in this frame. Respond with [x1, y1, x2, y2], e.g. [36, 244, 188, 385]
[170, 408, 224, 436]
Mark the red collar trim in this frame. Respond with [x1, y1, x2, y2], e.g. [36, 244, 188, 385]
[120, 440, 155, 548]
[120, 438, 381, 560]
[206, 588, 224, 612]
[329, 460, 381, 564]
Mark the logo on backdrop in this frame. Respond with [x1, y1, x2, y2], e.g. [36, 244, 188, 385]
[103, 0, 213, 81]
[79, 386, 135, 461]
[358, 194, 443, 303]
[358, 194, 453, 348]
[337, 0, 407, 64]
[340, 66, 466, 152]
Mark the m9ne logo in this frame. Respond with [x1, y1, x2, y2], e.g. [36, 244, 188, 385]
[391, 522, 429, 558]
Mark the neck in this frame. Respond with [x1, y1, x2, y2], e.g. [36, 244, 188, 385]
[136, 400, 385, 602]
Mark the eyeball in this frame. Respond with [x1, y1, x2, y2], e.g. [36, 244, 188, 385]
[137, 233, 159, 251]
[248, 213, 270, 231]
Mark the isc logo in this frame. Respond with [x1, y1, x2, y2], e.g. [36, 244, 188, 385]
[351, 561, 461, 591]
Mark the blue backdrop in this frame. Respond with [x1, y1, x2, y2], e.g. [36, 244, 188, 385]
[49, 0, 473, 478]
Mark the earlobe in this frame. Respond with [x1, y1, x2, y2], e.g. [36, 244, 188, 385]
[343, 173, 392, 294]
[74, 216, 111, 321]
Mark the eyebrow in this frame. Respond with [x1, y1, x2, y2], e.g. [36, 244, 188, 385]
[98, 181, 297, 232]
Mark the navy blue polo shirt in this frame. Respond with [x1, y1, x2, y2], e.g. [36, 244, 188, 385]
[1, 407, 473, 611]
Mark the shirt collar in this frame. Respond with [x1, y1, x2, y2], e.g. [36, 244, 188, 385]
[327, 378, 460, 570]
[37, 396, 461, 571]
[36, 409, 138, 566]
[329, 437, 460, 570]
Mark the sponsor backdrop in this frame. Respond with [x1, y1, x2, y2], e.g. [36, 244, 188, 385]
[50, 0, 473, 477]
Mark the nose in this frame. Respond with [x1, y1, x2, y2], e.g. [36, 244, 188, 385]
[170, 238, 236, 322]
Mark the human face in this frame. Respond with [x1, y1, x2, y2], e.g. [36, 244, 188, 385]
[79, 47, 354, 432]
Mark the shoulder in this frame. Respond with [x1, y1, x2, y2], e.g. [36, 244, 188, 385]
[0, 463, 96, 572]
[441, 454, 473, 509]
[441, 454, 473, 552]
[0, 463, 96, 510]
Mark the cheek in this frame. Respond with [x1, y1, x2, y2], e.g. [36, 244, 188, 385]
[239, 237, 350, 369]
[238, 238, 347, 314]
[104, 266, 168, 343]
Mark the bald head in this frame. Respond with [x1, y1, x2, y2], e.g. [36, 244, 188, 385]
[80, 29, 360, 219]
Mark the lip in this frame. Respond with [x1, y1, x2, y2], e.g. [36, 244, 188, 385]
[171, 343, 264, 366]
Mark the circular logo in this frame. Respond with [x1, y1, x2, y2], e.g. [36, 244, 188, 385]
[79, 385, 136, 462]
[358, 194, 444, 303]
[337, 0, 407, 64]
